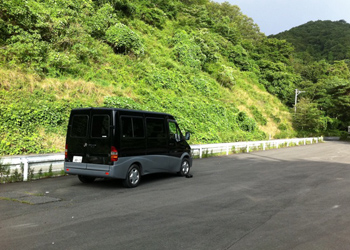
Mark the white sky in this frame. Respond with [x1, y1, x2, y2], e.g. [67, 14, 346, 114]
[214, 0, 350, 35]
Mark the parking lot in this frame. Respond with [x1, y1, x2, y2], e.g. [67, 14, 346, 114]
[1, 141, 350, 250]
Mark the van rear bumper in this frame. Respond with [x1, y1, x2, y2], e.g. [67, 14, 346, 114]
[64, 162, 127, 179]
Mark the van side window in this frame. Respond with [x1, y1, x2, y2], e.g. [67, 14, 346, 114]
[146, 118, 165, 138]
[122, 117, 133, 138]
[71, 115, 88, 138]
[121, 117, 145, 138]
[91, 115, 110, 138]
[133, 118, 144, 138]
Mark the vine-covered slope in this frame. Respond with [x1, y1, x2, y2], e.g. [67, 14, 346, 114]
[0, 0, 296, 155]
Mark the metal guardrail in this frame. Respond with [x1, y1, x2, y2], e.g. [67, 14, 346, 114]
[1, 154, 64, 181]
[191, 137, 323, 158]
[0, 137, 323, 181]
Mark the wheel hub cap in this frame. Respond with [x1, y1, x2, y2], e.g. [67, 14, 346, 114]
[182, 161, 189, 174]
[130, 169, 140, 184]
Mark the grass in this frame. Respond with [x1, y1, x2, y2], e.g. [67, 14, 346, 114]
[0, 197, 33, 205]
[0, 167, 67, 184]
[0, 53, 294, 154]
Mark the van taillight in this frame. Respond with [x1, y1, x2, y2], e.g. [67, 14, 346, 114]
[65, 144, 68, 159]
[111, 146, 118, 162]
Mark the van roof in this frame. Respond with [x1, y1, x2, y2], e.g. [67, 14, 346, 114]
[71, 107, 174, 117]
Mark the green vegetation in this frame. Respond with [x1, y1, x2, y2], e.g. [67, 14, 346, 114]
[1, 1, 347, 156]
[272, 20, 350, 136]
[0, 0, 297, 155]
[271, 20, 350, 62]
[0, 159, 10, 183]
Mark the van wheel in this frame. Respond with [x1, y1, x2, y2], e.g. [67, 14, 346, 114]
[123, 164, 141, 188]
[78, 175, 95, 183]
[179, 158, 190, 176]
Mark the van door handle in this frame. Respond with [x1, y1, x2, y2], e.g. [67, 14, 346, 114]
[169, 143, 175, 146]
[88, 144, 97, 148]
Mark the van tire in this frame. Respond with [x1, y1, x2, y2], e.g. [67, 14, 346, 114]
[78, 175, 96, 183]
[179, 158, 190, 176]
[123, 164, 141, 188]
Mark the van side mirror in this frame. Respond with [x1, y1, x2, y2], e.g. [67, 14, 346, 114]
[185, 132, 190, 140]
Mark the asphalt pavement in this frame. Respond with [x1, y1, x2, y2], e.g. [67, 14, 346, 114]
[1, 141, 350, 250]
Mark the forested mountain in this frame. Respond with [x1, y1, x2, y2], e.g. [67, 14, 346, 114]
[0, 0, 348, 155]
[271, 20, 350, 62]
[271, 20, 350, 135]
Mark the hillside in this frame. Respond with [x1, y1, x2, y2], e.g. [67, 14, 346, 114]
[0, 0, 298, 155]
[271, 20, 350, 62]
[270, 20, 350, 135]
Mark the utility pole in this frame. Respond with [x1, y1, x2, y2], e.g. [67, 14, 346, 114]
[294, 89, 305, 112]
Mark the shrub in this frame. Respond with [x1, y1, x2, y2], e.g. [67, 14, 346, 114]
[237, 111, 257, 132]
[229, 45, 252, 71]
[217, 65, 236, 88]
[104, 96, 144, 110]
[45, 51, 79, 76]
[2, 31, 49, 68]
[278, 123, 288, 130]
[214, 17, 241, 44]
[105, 23, 144, 55]
[190, 75, 220, 97]
[144, 69, 182, 91]
[111, 0, 137, 17]
[249, 106, 267, 125]
[140, 7, 166, 29]
[85, 3, 117, 38]
[171, 30, 206, 69]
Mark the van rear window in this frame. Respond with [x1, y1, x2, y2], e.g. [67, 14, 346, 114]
[71, 115, 88, 138]
[91, 115, 110, 138]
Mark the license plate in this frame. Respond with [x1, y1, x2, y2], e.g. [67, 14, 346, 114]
[73, 156, 83, 163]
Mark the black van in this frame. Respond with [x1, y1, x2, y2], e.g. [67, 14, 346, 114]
[64, 108, 192, 187]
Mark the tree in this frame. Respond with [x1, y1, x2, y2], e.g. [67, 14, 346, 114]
[293, 98, 327, 133]
[206, 1, 261, 40]
[322, 79, 350, 126]
[271, 20, 350, 63]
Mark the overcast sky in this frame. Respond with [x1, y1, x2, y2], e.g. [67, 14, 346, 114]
[215, 0, 350, 35]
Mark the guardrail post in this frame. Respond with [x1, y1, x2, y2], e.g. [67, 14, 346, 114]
[263, 142, 266, 151]
[246, 143, 249, 153]
[226, 145, 229, 155]
[304, 139, 306, 145]
[22, 158, 29, 181]
[199, 146, 203, 159]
